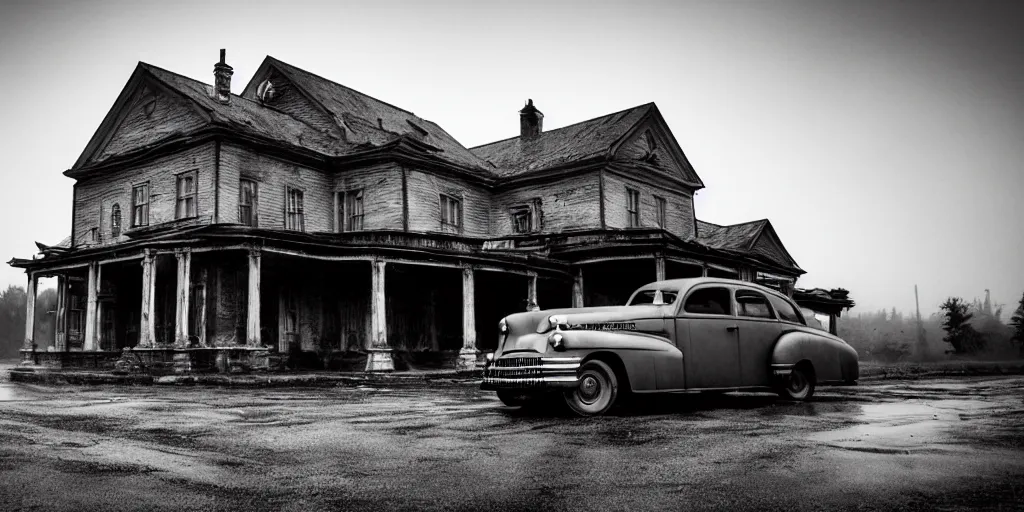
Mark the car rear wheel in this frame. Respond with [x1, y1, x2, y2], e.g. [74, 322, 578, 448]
[564, 359, 618, 416]
[777, 365, 815, 401]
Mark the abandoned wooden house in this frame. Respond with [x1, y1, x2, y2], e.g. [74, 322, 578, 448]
[10, 50, 844, 373]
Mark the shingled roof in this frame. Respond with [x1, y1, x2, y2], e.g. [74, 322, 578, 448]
[695, 219, 768, 252]
[254, 57, 493, 173]
[469, 104, 654, 177]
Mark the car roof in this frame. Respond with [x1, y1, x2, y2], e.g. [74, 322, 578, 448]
[636, 277, 792, 300]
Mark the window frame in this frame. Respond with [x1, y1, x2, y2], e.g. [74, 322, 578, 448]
[509, 204, 533, 234]
[344, 188, 365, 232]
[679, 285, 734, 317]
[175, 170, 198, 220]
[284, 186, 305, 232]
[131, 182, 150, 228]
[439, 193, 462, 233]
[654, 195, 667, 229]
[734, 288, 777, 320]
[238, 178, 258, 227]
[766, 292, 806, 325]
[110, 203, 122, 238]
[626, 187, 640, 228]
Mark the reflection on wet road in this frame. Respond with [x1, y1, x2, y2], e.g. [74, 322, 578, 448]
[0, 375, 1022, 511]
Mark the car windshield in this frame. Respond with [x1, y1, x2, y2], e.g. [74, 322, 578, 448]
[628, 289, 678, 306]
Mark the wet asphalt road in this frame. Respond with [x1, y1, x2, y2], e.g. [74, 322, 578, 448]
[0, 374, 1022, 512]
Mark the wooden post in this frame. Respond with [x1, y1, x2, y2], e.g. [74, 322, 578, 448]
[55, 275, 67, 351]
[527, 272, 539, 311]
[139, 250, 156, 348]
[174, 249, 192, 347]
[196, 267, 208, 347]
[23, 273, 37, 351]
[572, 267, 585, 308]
[655, 254, 666, 282]
[701, 264, 709, 278]
[247, 248, 262, 346]
[84, 262, 99, 351]
[457, 265, 477, 371]
[365, 259, 394, 371]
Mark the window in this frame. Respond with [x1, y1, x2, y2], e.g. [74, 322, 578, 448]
[110, 204, 122, 238]
[440, 194, 461, 232]
[654, 196, 667, 229]
[511, 206, 532, 233]
[629, 289, 679, 306]
[89, 228, 98, 243]
[626, 187, 640, 227]
[683, 287, 732, 315]
[345, 189, 364, 231]
[176, 171, 197, 219]
[285, 187, 305, 231]
[132, 183, 150, 227]
[238, 179, 258, 227]
[767, 294, 804, 324]
[736, 289, 775, 319]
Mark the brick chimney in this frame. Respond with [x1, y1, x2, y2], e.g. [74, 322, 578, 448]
[213, 49, 233, 103]
[519, 99, 543, 139]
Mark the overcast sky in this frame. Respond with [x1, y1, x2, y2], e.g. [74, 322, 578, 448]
[0, 0, 1021, 317]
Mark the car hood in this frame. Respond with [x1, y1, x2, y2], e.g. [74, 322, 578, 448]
[503, 305, 669, 336]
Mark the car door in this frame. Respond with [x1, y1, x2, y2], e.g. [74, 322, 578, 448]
[734, 288, 783, 387]
[675, 285, 740, 389]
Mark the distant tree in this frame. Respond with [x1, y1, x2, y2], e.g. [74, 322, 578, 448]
[1011, 292, 1024, 353]
[940, 297, 983, 354]
[33, 288, 58, 350]
[0, 285, 27, 358]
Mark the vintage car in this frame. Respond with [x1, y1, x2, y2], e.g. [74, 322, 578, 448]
[481, 277, 859, 416]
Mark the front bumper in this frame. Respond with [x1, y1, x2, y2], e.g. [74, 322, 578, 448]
[480, 355, 581, 390]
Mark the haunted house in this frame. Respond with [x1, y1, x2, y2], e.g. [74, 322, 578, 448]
[10, 50, 821, 373]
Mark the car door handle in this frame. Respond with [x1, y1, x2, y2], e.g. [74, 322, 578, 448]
[726, 325, 739, 332]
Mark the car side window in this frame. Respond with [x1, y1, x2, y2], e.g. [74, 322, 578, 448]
[683, 287, 732, 315]
[767, 294, 804, 324]
[735, 289, 775, 319]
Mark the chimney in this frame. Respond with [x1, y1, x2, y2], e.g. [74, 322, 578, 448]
[519, 99, 543, 139]
[213, 49, 233, 103]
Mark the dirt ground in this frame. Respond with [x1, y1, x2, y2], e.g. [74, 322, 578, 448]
[1, 368, 1022, 511]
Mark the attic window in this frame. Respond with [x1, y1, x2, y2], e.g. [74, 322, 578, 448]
[256, 79, 277, 104]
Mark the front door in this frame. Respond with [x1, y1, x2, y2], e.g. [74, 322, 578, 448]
[676, 285, 740, 389]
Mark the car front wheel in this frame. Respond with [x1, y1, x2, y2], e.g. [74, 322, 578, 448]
[564, 359, 618, 416]
[777, 365, 815, 401]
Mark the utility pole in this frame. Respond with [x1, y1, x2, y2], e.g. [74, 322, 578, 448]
[915, 285, 927, 358]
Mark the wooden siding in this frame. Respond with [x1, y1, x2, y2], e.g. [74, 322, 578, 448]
[73, 143, 216, 247]
[490, 172, 603, 236]
[240, 69, 340, 136]
[96, 81, 207, 163]
[602, 171, 695, 239]
[750, 231, 795, 270]
[333, 164, 405, 231]
[405, 169, 490, 236]
[219, 142, 333, 232]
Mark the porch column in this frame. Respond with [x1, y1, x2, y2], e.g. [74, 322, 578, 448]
[23, 273, 37, 351]
[174, 249, 192, 347]
[139, 249, 156, 348]
[83, 262, 99, 351]
[655, 254, 666, 282]
[246, 248, 261, 346]
[365, 259, 394, 371]
[457, 265, 477, 371]
[526, 272, 539, 311]
[55, 276, 67, 351]
[572, 267, 584, 308]
[701, 264, 709, 278]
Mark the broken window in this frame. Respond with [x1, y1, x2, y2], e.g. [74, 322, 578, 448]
[440, 194, 462, 232]
[654, 196, 666, 229]
[110, 204, 122, 238]
[239, 179, 258, 227]
[626, 187, 640, 227]
[510, 205, 532, 233]
[285, 187, 305, 232]
[132, 182, 150, 227]
[345, 189, 364, 231]
[176, 171, 198, 219]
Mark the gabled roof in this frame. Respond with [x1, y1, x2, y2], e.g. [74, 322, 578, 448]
[245, 57, 493, 173]
[469, 103, 654, 178]
[696, 219, 803, 274]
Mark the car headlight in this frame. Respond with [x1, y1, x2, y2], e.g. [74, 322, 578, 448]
[549, 332, 564, 349]
[548, 315, 567, 328]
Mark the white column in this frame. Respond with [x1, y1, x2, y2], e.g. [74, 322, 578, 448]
[247, 248, 261, 346]
[139, 250, 156, 348]
[174, 249, 192, 347]
[365, 259, 394, 371]
[527, 272, 539, 311]
[23, 273, 37, 351]
[572, 267, 585, 308]
[84, 262, 99, 351]
[655, 254, 666, 282]
[457, 265, 477, 371]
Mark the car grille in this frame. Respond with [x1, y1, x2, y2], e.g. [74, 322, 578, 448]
[483, 356, 581, 388]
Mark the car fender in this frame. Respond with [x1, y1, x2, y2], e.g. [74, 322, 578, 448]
[555, 330, 683, 392]
[771, 330, 857, 383]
